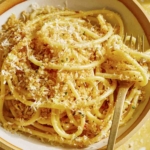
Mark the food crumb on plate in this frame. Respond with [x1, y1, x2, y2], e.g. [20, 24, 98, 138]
[128, 142, 134, 148]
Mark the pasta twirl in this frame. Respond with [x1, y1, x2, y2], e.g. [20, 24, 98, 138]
[0, 6, 150, 147]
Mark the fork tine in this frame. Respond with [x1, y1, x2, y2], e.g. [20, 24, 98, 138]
[123, 33, 127, 43]
[135, 35, 139, 50]
[129, 34, 133, 48]
[123, 33, 134, 48]
[124, 34, 144, 52]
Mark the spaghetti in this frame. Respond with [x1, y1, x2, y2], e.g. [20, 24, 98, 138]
[0, 5, 150, 147]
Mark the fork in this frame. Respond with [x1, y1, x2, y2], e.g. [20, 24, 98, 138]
[106, 34, 144, 150]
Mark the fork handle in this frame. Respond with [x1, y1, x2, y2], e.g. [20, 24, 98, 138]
[107, 85, 130, 150]
[0, 0, 26, 15]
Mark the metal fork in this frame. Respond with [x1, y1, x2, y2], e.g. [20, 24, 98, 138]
[106, 35, 144, 150]
[124, 34, 144, 51]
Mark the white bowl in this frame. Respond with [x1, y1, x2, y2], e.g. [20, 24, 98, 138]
[0, 0, 150, 150]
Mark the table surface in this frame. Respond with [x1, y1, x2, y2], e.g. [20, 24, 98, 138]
[0, 0, 150, 150]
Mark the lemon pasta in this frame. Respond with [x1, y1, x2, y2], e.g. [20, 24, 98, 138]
[0, 5, 150, 147]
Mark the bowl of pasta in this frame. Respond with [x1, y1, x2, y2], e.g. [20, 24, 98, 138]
[0, 0, 150, 150]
